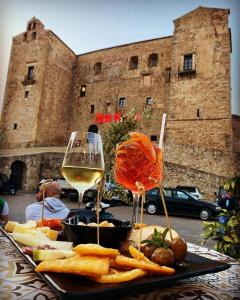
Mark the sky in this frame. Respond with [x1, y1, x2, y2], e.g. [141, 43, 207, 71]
[0, 0, 239, 115]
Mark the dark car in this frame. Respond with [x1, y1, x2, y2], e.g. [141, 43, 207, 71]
[0, 174, 16, 195]
[144, 187, 222, 220]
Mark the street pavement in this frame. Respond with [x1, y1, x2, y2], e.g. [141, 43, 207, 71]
[4, 191, 215, 249]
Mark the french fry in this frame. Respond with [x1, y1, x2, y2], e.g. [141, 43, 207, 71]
[114, 255, 175, 276]
[74, 243, 119, 257]
[128, 245, 150, 262]
[36, 255, 110, 277]
[89, 267, 147, 283]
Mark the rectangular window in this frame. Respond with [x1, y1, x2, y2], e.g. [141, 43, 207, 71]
[165, 68, 171, 83]
[197, 109, 200, 118]
[90, 105, 95, 113]
[129, 56, 138, 70]
[13, 123, 18, 130]
[118, 97, 126, 108]
[94, 62, 102, 75]
[183, 54, 193, 71]
[25, 91, 29, 98]
[32, 32, 36, 39]
[146, 97, 153, 105]
[27, 66, 34, 80]
[80, 85, 86, 97]
[150, 135, 157, 142]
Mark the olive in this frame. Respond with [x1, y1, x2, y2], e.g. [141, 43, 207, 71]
[151, 247, 175, 266]
[170, 237, 187, 262]
[140, 244, 157, 258]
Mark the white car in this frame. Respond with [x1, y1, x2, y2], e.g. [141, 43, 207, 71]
[176, 186, 203, 200]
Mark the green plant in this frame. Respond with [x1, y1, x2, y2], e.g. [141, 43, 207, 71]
[142, 228, 170, 248]
[223, 175, 240, 198]
[202, 209, 240, 259]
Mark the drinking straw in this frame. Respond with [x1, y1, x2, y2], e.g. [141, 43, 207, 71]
[158, 113, 173, 241]
[159, 113, 166, 149]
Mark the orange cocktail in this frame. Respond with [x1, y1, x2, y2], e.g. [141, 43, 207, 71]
[114, 132, 163, 192]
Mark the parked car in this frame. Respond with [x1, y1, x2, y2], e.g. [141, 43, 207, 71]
[0, 173, 16, 195]
[176, 185, 203, 200]
[144, 187, 222, 220]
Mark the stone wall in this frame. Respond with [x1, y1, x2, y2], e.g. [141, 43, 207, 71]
[0, 19, 76, 150]
[70, 37, 173, 138]
[164, 162, 227, 200]
[34, 31, 76, 147]
[0, 152, 64, 191]
[0, 20, 48, 149]
[168, 7, 232, 150]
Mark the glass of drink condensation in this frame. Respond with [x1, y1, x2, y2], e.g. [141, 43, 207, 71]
[62, 131, 105, 210]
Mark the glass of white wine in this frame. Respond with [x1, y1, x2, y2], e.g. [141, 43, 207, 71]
[62, 131, 105, 209]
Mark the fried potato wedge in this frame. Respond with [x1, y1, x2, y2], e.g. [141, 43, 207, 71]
[89, 267, 147, 283]
[114, 255, 175, 276]
[128, 245, 150, 262]
[36, 255, 110, 277]
[134, 223, 147, 230]
[74, 243, 120, 257]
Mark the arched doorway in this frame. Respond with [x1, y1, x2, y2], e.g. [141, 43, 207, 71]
[88, 124, 98, 133]
[10, 161, 26, 190]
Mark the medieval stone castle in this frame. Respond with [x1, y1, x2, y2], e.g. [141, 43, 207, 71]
[0, 6, 239, 199]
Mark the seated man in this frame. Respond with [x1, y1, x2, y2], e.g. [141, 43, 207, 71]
[0, 197, 9, 225]
[26, 181, 70, 221]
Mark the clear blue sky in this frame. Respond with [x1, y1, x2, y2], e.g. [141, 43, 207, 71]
[0, 0, 239, 115]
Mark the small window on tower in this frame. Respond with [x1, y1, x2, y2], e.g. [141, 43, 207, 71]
[197, 109, 200, 118]
[148, 53, 158, 67]
[146, 97, 153, 105]
[25, 91, 29, 98]
[32, 32, 36, 39]
[13, 123, 18, 130]
[32, 22, 36, 30]
[28, 23, 31, 31]
[80, 85, 86, 97]
[90, 105, 95, 113]
[150, 135, 157, 142]
[27, 66, 34, 80]
[118, 97, 126, 108]
[129, 56, 138, 70]
[23, 33, 27, 41]
[165, 68, 171, 83]
[94, 62, 102, 75]
[183, 54, 193, 71]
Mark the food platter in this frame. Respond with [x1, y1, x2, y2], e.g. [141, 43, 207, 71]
[2, 228, 230, 300]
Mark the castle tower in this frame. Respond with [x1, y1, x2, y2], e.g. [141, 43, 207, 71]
[164, 7, 236, 193]
[0, 17, 76, 149]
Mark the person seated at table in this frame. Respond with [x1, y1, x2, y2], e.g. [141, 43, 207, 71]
[0, 196, 9, 225]
[25, 181, 70, 221]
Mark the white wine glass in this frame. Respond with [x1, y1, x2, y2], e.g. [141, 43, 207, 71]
[61, 131, 105, 209]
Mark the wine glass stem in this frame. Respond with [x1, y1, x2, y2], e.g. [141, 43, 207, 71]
[78, 192, 83, 208]
[132, 192, 140, 224]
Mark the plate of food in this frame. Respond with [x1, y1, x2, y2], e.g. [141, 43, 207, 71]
[2, 220, 230, 300]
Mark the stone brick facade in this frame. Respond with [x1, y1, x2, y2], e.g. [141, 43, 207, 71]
[0, 7, 239, 199]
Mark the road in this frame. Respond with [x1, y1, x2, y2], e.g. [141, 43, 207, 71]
[4, 191, 215, 249]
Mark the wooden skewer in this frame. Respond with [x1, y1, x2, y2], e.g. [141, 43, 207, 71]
[40, 179, 53, 227]
[136, 181, 145, 260]
[95, 177, 103, 245]
[159, 185, 173, 241]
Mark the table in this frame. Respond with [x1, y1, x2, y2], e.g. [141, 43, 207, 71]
[0, 228, 239, 300]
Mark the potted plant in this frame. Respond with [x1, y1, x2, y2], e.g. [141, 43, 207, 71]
[202, 209, 240, 260]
